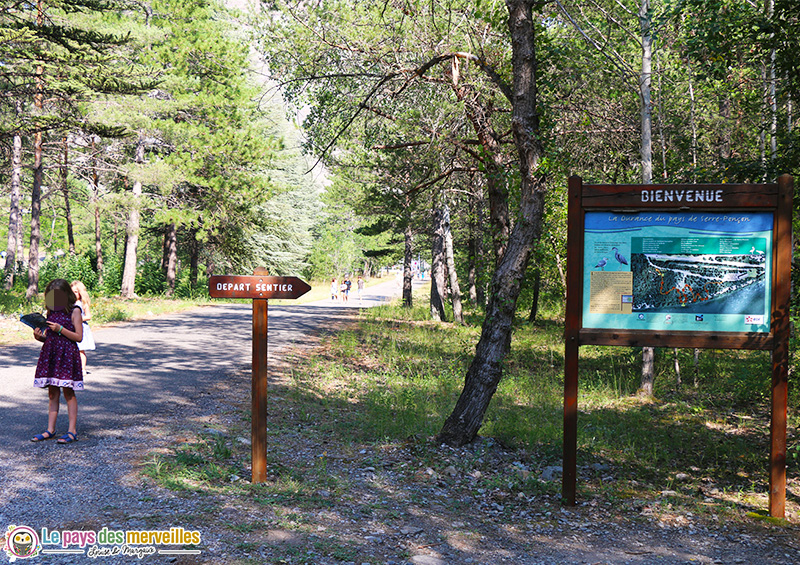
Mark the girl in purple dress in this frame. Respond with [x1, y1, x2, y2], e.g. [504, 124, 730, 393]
[30, 279, 84, 444]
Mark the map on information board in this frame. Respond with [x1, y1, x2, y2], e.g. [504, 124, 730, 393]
[582, 211, 773, 333]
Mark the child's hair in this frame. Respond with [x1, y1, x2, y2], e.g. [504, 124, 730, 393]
[44, 279, 77, 314]
[71, 280, 91, 316]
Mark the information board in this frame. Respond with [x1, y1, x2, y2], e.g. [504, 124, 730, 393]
[563, 175, 793, 519]
[582, 211, 773, 333]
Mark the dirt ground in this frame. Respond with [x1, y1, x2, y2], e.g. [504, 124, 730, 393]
[129, 328, 800, 565]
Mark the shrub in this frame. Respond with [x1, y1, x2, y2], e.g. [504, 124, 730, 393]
[38, 254, 97, 292]
[98, 253, 124, 296]
[135, 260, 166, 296]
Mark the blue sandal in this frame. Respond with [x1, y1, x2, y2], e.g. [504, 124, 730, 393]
[31, 430, 56, 442]
[57, 432, 78, 444]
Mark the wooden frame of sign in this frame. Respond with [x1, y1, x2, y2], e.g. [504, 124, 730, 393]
[209, 268, 311, 483]
[564, 175, 793, 517]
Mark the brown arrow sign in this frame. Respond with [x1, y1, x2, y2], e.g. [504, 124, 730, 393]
[208, 275, 311, 300]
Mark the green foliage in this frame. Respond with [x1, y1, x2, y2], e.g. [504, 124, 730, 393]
[174, 269, 208, 299]
[135, 260, 166, 296]
[38, 253, 98, 292]
[98, 253, 124, 297]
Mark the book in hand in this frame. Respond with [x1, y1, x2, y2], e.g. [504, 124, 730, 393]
[20, 312, 48, 331]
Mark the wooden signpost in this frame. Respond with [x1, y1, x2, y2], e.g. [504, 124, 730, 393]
[209, 269, 311, 483]
[564, 175, 793, 517]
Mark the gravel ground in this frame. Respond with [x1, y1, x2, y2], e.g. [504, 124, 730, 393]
[1, 279, 798, 564]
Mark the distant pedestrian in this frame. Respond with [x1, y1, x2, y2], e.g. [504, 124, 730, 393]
[30, 279, 84, 444]
[343, 276, 351, 302]
[71, 280, 96, 373]
[330, 278, 338, 301]
[357, 275, 365, 302]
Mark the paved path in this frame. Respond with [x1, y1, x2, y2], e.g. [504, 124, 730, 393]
[0, 277, 419, 531]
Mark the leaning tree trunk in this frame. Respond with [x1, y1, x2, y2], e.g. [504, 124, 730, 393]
[442, 204, 463, 323]
[120, 141, 144, 298]
[430, 206, 447, 322]
[4, 131, 23, 289]
[438, 0, 547, 446]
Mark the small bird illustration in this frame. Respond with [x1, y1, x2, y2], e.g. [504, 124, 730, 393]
[11, 530, 34, 557]
[595, 257, 608, 270]
[612, 247, 628, 265]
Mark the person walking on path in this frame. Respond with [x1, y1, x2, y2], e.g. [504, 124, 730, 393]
[330, 278, 339, 301]
[30, 279, 84, 444]
[71, 280, 96, 374]
[357, 275, 365, 302]
[342, 276, 351, 302]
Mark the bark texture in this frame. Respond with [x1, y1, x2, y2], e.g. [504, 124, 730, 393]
[639, 0, 655, 393]
[26, 130, 43, 300]
[442, 204, 463, 323]
[438, 0, 546, 446]
[164, 223, 178, 296]
[61, 136, 76, 255]
[120, 140, 144, 298]
[4, 132, 22, 289]
[92, 139, 104, 287]
[430, 206, 447, 322]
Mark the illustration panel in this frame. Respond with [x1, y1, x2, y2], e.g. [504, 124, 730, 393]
[582, 212, 773, 333]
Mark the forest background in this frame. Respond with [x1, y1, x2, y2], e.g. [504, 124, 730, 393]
[2, 1, 800, 453]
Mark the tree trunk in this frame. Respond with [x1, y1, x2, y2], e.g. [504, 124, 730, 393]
[4, 131, 23, 289]
[468, 192, 488, 307]
[26, 129, 43, 300]
[767, 0, 777, 165]
[640, 346, 655, 396]
[403, 219, 413, 307]
[467, 194, 478, 306]
[92, 138, 104, 287]
[61, 136, 76, 255]
[120, 140, 144, 298]
[639, 0, 655, 395]
[689, 74, 698, 181]
[164, 223, 178, 296]
[26, 5, 45, 300]
[189, 229, 199, 289]
[15, 205, 24, 273]
[438, 0, 547, 446]
[442, 204, 463, 323]
[430, 206, 447, 322]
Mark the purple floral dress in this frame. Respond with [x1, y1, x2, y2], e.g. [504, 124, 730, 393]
[33, 307, 84, 390]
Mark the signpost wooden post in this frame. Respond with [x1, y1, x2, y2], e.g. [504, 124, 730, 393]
[208, 269, 311, 483]
[564, 175, 793, 517]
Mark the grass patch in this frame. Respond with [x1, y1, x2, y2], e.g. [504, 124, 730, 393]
[143, 435, 240, 492]
[282, 295, 799, 520]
